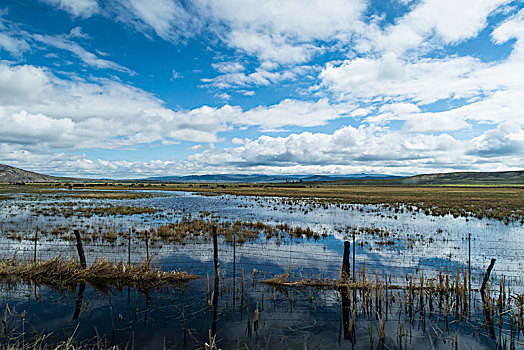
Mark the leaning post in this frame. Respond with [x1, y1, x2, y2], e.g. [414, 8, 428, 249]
[73, 229, 87, 269]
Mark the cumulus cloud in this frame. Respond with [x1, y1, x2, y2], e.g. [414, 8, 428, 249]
[0, 62, 357, 157]
[4, 1, 524, 177]
[0, 111, 74, 146]
[467, 122, 524, 158]
[187, 124, 524, 174]
[319, 54, 488, 104]
[0, 63, 224, 150]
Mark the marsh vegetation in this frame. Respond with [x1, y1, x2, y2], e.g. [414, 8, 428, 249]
[0, 183, 523, 348]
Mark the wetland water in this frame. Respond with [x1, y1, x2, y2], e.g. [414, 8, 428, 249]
[1, 189, 523, 348]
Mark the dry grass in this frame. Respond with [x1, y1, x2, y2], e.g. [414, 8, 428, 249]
[2, 183, 522, 222]
[0, 257, 197, 290]
[165, 184, 524, 222]
[69, 192, 146, 200]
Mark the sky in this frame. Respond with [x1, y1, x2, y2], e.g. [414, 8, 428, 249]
[0, 0, 523, 178]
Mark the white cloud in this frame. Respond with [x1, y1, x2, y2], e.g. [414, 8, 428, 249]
[187, 123, 524, 174]
[0, 32, 29, 55]
[239, 90, 255, 96]
[491, 8, 524, 54]
[216, 92, 231, 100]
[68, 26, 90, 39]
[171, 69, 182, 79]
[320, 54, 488, 104]
[203, 64, 315, 89]
[41, 0, 100, 18]
[363, 0, 511, 55]
[467, 122, 524, 158]
[0, 63, 359, 156]
[402, 114, 470, 133]
[378, 102, 420, 115]
[32, 33, 134, 74]
[197, 0, 366, 63]
[212, 61, 244, 74]
[0, 111, 74, 146]
[0, 63, 224, 150]
[240, 98, 352, 129]
[112, 0, 201, 43]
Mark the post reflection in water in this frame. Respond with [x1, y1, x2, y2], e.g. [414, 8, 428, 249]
[211, 276, 219, 340]
[73, 282, 85, 320]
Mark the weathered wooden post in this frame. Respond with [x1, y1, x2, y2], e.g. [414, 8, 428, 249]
[73, 229, 87, 269]
[233, 231, 236, 310]
[212, 225, 219, 279]
[480, 259, 496, 299]
[352, 231, 356, 282]
[468, 233, 471, 292]
[145, 229, 149, 261]
[128, 229, 131, 265]
[341, 241, 350, 280]
[33, 231, 38, 263]
[481, 258, 496, 339]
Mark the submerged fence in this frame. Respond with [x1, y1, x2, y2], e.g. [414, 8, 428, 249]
[1, 226, 523, 291]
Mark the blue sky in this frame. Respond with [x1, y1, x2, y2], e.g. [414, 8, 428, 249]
[0, 0, 523, 178]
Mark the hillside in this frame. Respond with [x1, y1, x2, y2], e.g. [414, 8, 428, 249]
[324, 170, 524, 186]
[143, 173, 400, 183]
[0, 164, 58, 183]
[401, 170, 524, 185]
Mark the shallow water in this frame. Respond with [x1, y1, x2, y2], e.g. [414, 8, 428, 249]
[1, 189, 523, 348]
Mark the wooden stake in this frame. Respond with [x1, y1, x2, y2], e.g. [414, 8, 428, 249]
[128, 229, 131, 265]
[212, 225, 219, 279]
[480, 259, 496, 299]
[73, 229, 87, 269]
[145, 230, 149, 261]
[33, 231, 38, 263]
[341, 241, 350, 280]
[352, 231, 356, 282]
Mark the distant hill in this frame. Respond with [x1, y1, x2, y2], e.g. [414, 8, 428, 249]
[0, 164, 58, 183]
[400, 170, 524, 185]
[2, 163, 522, 186]
[328, 170, 524, 186]
[143, 173, 401, 183]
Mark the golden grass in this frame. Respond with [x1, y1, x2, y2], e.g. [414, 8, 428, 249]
[166, 184, 524, 222]
[69, 192, 146, 199]
[2, 183, 522, 221]
[0, 257, 197, 289]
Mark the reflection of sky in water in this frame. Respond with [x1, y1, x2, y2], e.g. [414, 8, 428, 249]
[1, 275, 499, 349]
[0, 189, 520, 348]
[1, 190, 523, 286]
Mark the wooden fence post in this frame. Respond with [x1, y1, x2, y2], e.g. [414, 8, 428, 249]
[341, 241, 350, 280]
[480, 259, 496, 299]
[34, 231, 38, 263]
[145, 230, 149, 261]
[73, 229, 87, 269]
[352, 231, 356, 282]
[212, 225, 219, 279]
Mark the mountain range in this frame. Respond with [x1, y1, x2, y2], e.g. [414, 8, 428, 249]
[142, 173, 399, 183]
[1, 163, 523, 185]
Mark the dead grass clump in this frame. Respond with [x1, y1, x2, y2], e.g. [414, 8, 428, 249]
[259, 268, 291, 285]
[0, 257, 197, 290]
